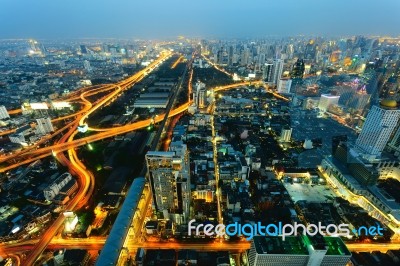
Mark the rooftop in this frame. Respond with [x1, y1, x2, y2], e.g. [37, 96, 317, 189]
[253, 236, 309, 255]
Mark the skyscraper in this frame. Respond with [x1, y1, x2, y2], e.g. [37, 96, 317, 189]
[262, 62, 274, 83]
[241, 48, 250, 66]
[228, 46, 234, 66]
[388, 124, 400, 156]
[291, 59, 305, 79]
[84, 60, 92, 72]
[80, 45, 88, 54]
[145, 141, 191, 224]
[193, 81, 207, 109]
[356, 100, 400, 158]
[35, 117, 54, 134]
[272, 59, 284, 85]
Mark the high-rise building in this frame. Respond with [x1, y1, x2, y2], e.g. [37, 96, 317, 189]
[193, 81, 207, 109]
[280, 127, 292, 142]
[286, 44, 294, 59]
[241, 48, 250, 66]
[277, 78, 292, 94]
[80, 45, 88, 54]
[248, 235, 351, 266]
[318, 94, 340, 112]
[35, 117, 54, 134]
[388, 124, 400, 156]
[228, 46, 234, 66]
[145, 141, 190, 224]
[347, 89, 371, 112]
[272, 59, 284, 85]
[0, 105, 10, 119]
[84, 60, 92, 72]
[198, 87, 207, 108]
[217, 49, 224, 65]
[291, 59, 305, 79]
[356, 100, 400, 158]
[262, 62, 274, 83]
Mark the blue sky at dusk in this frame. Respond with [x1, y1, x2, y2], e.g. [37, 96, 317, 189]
[1, 0, 399, 39]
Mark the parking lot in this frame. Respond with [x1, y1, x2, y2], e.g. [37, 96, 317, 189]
[283, 182, 337, 203]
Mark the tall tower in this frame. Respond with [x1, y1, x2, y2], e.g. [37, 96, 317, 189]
[193, 81, 207, 108]
[356, 99, 400, 159]
[272, 59, 284, 85]
[262, 62, 274, 83]
[228, 46, 234, 66]
[145, 142, 191, 224]
[291, 59, 305, 79]
[84, 60, 92, 72]
[388, 125, 400, 156]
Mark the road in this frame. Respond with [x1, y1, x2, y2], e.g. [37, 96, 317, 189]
[2, 237, 400, 256]
[21, 51, 173, 265]
[0, 80, 256, 174]
[2, 62, 259, 264]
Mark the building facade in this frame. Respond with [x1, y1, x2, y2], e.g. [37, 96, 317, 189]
[356, 101, 400, 159]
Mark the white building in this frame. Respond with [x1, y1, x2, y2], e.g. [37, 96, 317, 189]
[277, 79, 292, 94]
[280, 127, 292, 142]
[145, 141, 191, 224]
[272, 59, 284, 85]
[84, 60, 92, 72]
[248, 236, 351, 266]
[35, 117, 54, 134]
[0, 106, 10, 119]
[356, 100, 400, 159]
[318, 94, 340, 112]
[193, 81, 207, 109]
[9, 133, 26, 145]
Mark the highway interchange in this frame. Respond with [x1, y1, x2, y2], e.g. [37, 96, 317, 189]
[1, 50, 398, 264]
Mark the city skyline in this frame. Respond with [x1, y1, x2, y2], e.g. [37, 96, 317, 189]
[1, 1, 400, 265]
[1, 0, 400, 39]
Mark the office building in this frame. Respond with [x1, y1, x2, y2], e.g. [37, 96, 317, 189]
[291, 59, 305, 79]
[80, 45, 88, 54]
[145, 141, 191, 224]
[277, 78, 292, 94]
[193, 81, 207, 109]
[280, 127, 292, 142]
[318, 94, 340, 112]
[248, 235, 351, 266]
[0, 105, 10, 119]
[84, 60, 92, 72]
[35, 117, 54, 134]
[262, 62, 274, 83]
[356, 100, 400, 159]
[272, 59, 284, 85]
[388, 124, 400, 156]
